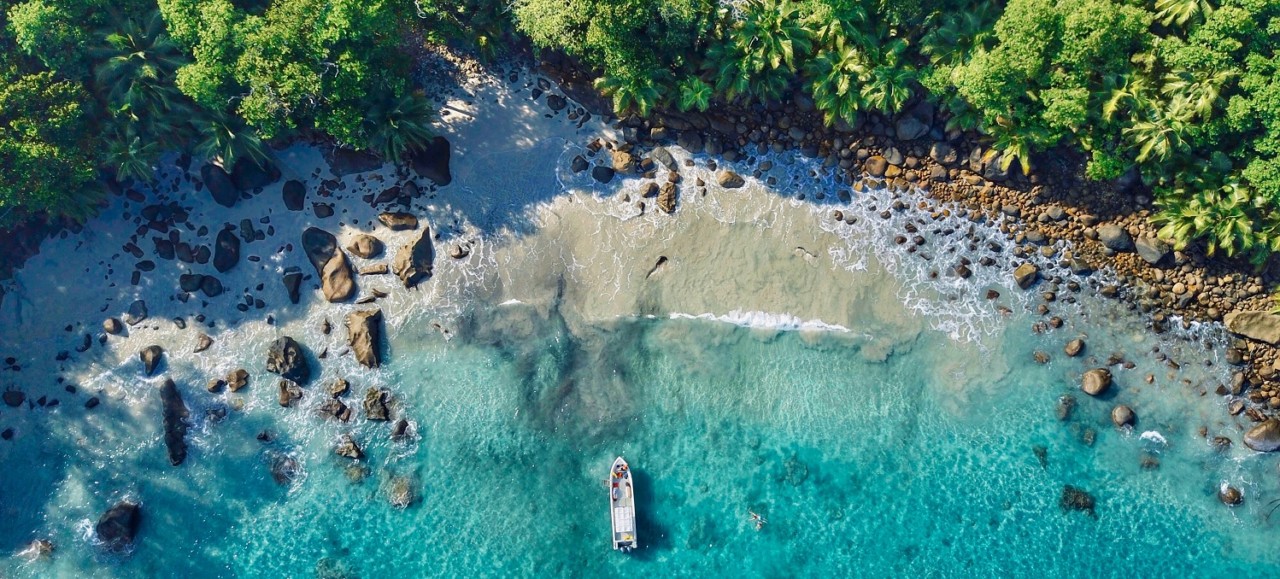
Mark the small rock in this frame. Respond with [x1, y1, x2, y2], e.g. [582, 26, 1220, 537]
[1013, 263, 1039, 289]
[717, 171, 745, 188]
[363, 387, 392, 421]
[277, 380, 303, 407]
[94, 501, 141, 552]
[226, 369, 249, 392]
[1064, 339, 1085, 357]
[334, 434, 363, 460]
[140, 345, 164, 376]
[1111, 405, 1135, 427]
[1081, 368, 1112, 396]
[1219, 485, 1243, 506]
[194, 334, 213, 353]
[103, 318, 123, 335]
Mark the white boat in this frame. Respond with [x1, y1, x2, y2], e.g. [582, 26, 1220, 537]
[609, 456, 637, 551]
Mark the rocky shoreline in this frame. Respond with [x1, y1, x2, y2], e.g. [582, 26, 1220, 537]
[532, 54, 1280, 434]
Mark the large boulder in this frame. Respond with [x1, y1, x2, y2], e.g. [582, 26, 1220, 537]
[1244, 419, 1280, 452]
[363, 387, 391, 421]
[895, 102, 934, 141]
[409, 136, 452, 186]
[95, 501, 141, 552]
[201, 164, 238, 208]
[282, 268, 302, 304]
[717, 171, 745, 188]
[282, 180, 306, 211]
[1133, 236, 1170, 265]
[327, 148, 382, 176]
[213, 228, 240, 273]
[1097, 224, 1133, 252]
[1111, 405, 1135, 428]
[1013, 263, 1039, 289]
[346, 309, 383, 368]
[265, 336, 311, 386]
[378, 212, 419, 231]
[159, 379, 189, 466]
[1224, 311, 1280, 345]
[392, 228, 434, 289]
[301, 227, 356, 302]
[140, 345, 164, 376]
[1081, 368, 1112, 396]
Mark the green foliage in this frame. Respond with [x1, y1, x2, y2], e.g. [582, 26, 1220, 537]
[361, 91, 435, 164]
[676, 76, 713, 112]
[6, 0, 92, 77]
[193, 111, 269, 170]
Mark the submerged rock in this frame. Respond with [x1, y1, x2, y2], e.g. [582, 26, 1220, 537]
[1060, 485, 1096, 517]
[265, 336, 311, 386]
[95, 501, 141, 552]
[269, 453, 301, 486]
[346, 309, 383, 368]
[160, 379, 189, 466]
[363, 387, 391, 421]
[301, 227, 356, 302]
[1244, 419, 1280, 452]
[387, 475, 417, 508]
[392, 228, 434, 289]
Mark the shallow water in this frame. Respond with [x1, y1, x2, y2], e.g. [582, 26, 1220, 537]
[1, 67, 1279, 578]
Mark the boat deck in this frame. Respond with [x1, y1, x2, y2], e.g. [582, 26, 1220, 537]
[610, 457, 636, 550]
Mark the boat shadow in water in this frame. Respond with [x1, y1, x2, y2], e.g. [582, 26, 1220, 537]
[626, 468, 672, 558]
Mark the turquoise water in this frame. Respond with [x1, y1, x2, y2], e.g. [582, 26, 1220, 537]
[2, 69, 1279, 577]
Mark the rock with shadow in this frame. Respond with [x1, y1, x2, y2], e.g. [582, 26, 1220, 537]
[409, 136, 452, 186]
[346, 309, 383, 368]
[95, 501, 141, 552]
[302, 227, 356, 302]
[266, 336, 311, 386]
[159, 379, 189, 466]
[392, 227, 434, 289]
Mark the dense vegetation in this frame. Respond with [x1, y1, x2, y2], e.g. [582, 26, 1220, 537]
[1, 0, 1278, 267]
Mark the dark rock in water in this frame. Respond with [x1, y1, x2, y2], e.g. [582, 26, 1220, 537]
[1060, 485, 1096, 517]
[392, 228, 434, 289]
[409, 136, 452, 186]
[95, 501, 141, 552]
[302, 227, 356, 302]
[1056, 394, 1076, 421]
[346, 309, 383, 368]
[1244, 419, 1280, 452]
[1219, 485, 1243, 506]
[328, 148, 382, 176]
[378, 212, 419, 231]
[179, 273, 205, 293]
[570, 155, 589, 173]
[328, 378, 350, 398]
[103, 318, 123, 335]
[200, 275, 224, 297]
[277, 380, 303, 407]
[231, 159, 280, 191]
[319, 399, 352, 422]
[282, 267, 303, 305]
[265, 336, 311, 386]
[213, 228, 240, 273]
[206, 378, 225, 393]
[85, 396, 101, 409]
[124, 300, 148, 326]
[313, 202, 335, 218]
[391, 419, 411, 441]
[591, 165, 615, 184]
[4, 389, 25, 407]
[160, 378, 190, 466]
[1111, 405, 1135, 427]
[140, 345, 164, 376]
[1064, 338, 1085, 357]
[334, 434, 363, 460]
[1081, 368, 1112, 396]
[347, 234, 383, 259]
[201, 164, 239, 207]
[1097, 224, 1133, 252]
[1033, 351, 1050, 364]
[282, 180, 306, 211]
[270, 453, 301, 485]
[194, 333, 213, 353]
[363, 387, 391, 421]
[1211, 436, 1232, 452]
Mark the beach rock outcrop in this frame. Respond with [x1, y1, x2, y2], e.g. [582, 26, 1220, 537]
[213, 228, 240, 273]
[282, 180, 306, 211]
[1081, 368, 1111, 396]
[231, 159, 280, 191]
[301, 227, 355, 302]
[1244, 419, 1280, 452]
[1224, 311, 1280, 345]
[1013, 263, 1039, 289]
[95, 501, 141, 552]
[159, 378, 189, 466]
[347, 234, 383, 259]
[201, 164, 238, 207]
[265, 336, 311, 386]
[347, 309, 383, 368]
[409, 136, 452, 186]
[363, 387, 391, 421]
[140, 345, 164, 376]
[378, 212, 418, 231]
[328, 148, 382, 176]
[392, 228, 434, 288]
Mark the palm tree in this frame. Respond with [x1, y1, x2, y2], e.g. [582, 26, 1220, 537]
[361, 90, 435, 164]
[805, 38, 866, 126]
[983, 116, 1053, 175]
[595, 69, 670, 117]
[1160, 67, 1235, 120]
[1124, 97, 1193, 164]
[193, 111, 270, 171]
[1154, 0, 1216, 28]
[93, 12, 184, 118]
[705, 40, 752, 101]
[677, 77, 713, 112]
[858, 39, 916, 114]
[919, 5, 998, 67]
[104, 127, 160, 183]
[730, 0, 814, 101]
